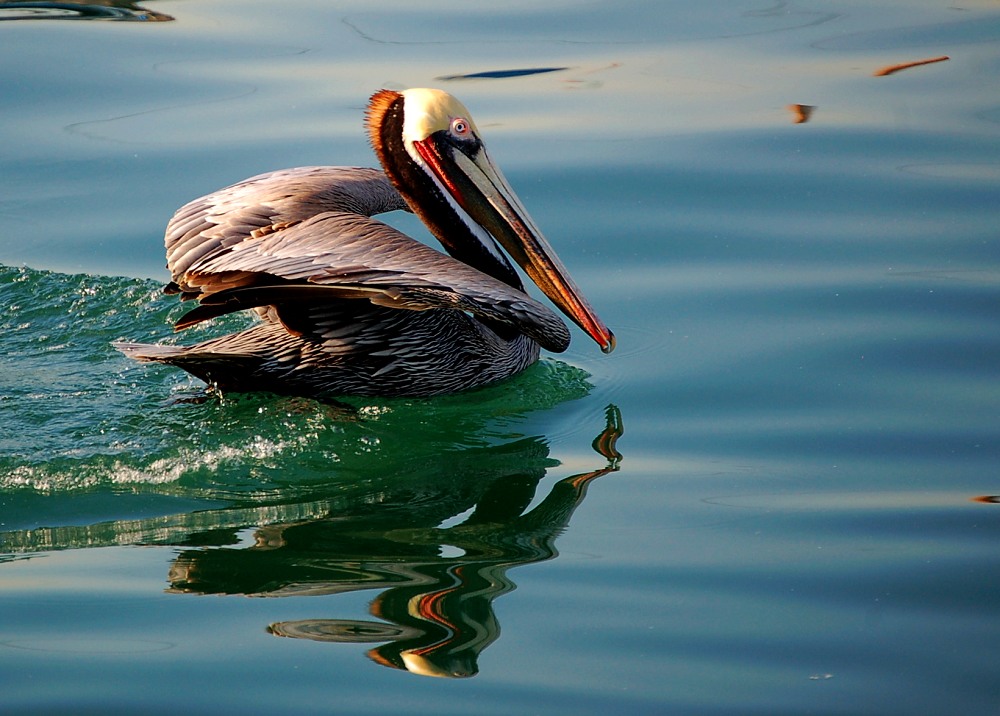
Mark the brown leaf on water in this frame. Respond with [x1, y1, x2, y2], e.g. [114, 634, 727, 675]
[788, 104, 816, 124]
[874, 55, 949, 77]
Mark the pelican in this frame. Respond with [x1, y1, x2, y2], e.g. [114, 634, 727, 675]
[116, 88, 614, 397]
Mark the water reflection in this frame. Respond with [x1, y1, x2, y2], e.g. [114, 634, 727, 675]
[168, 406, 623, 678]
[0, 0, 171, 21]
[0, 388, 624, 678]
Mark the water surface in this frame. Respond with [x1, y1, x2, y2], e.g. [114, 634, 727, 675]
[1, 1, 999, 714]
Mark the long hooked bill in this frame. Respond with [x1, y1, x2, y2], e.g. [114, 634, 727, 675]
[413, 137, 615, 353]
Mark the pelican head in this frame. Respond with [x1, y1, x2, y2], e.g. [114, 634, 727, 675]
[367, 88, 615, 354]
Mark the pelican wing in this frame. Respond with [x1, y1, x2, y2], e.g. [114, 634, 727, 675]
[175, 211, 571, 353]
[165, 166, 409, 289]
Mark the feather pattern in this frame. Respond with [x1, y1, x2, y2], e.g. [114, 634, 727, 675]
[118, 166, 566, 397]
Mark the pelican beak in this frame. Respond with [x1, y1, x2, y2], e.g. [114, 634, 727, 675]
[413, 136, 615, 354]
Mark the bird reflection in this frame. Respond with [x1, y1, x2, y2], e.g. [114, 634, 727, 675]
[167, 405, 623, 678]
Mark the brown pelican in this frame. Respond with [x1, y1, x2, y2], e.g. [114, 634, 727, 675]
[116, 88, 614, 397]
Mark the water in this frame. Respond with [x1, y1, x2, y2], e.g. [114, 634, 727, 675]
[2, 1, 999, 713]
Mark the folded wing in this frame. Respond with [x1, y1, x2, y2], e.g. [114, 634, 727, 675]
[163, 167, 570, 353]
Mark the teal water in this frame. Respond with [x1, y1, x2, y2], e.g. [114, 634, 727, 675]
[2, 1, 1000, 714]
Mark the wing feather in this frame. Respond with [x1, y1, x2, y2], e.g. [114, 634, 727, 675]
[163, 166, 570, 353]
[165, 166, 408, 285]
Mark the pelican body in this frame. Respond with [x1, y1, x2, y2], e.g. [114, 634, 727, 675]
[116, 89, 613, 398]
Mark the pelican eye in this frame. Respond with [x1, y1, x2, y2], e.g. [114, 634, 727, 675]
[450, 117, 470, 136]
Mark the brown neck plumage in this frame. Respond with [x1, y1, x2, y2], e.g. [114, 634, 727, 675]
[365, 90, 523, 290]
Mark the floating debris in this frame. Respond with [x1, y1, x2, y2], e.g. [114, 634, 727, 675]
[874, 55, 949, 77]
[0, 0, 173, 21]
[437, 67, 568, 81]
[788, 104, 816, 124]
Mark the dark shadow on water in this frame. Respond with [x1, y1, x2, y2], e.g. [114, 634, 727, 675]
[0, 0, 172, 21]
